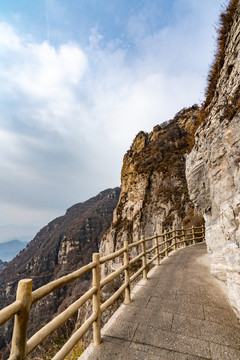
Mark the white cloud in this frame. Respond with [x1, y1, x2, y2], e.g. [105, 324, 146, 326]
[0, 36, 88, 140]
[15, 42, 88, 97]
[0, 22, 22, 52]
[0, 0, 221, 236]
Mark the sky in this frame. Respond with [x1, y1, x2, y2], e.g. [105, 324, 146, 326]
[0, 0, 224, 243]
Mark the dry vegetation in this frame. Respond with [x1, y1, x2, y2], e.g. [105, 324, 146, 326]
[129, 106, 198, 176]
[182, 207, 204, 228]
[201, 0, 239, 122]
[115, 105, 202, 231]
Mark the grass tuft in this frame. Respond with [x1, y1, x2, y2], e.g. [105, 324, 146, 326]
[204, 0, 239, 111]
[64, 340, 85, 360]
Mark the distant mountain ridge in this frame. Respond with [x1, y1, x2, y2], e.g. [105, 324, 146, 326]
[0, 187, 120, 358]
[0, 224, 36, 244]
[0, 239, 27, 262]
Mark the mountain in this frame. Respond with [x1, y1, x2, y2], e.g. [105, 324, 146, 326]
[100, 105, 204, 274]
[0, 240, 28, 262]
[0, 187, 120, 358]
[186, 0, 240, 317]
[0, 259, 7, 272]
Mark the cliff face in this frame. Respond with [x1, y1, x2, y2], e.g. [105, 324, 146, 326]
[186, 0, 240, 316]
[100, 106, 203, 266]
[0, 259, 7, 272]
[0, 187, 120, 357]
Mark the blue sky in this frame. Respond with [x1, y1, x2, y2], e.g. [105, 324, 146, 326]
[0, 1, 175, 45]
[0, 0, 223, 242]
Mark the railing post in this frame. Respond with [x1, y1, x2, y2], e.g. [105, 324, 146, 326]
[202, 224, 205, 242]
[173, 227, 177, 251]
[124, 241, 131, 304]
[192, 226, 196, 245]
[141, 235, 147, 280]
[164, 230, 168, 257]
[154, 232, 160, 265]
[92, 253, 101, 346]
[10, 279, 32, 360]
[182, 226, 186, 247]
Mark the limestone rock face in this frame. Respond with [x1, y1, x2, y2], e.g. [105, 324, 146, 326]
[100, 106, 201, 273]
[186, 1, 240, 316]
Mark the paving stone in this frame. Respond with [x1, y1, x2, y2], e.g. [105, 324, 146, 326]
[80, 337, 129, 360]
[210, 343, 240, 360]
[130, 341, 175, 360]
[130, 341, 210, 360]
[172, 312, 240, 349]
[148, 298, 205, 320]
[102, 319, 138, 341]
[177, 301, 205, 320]
[172, 314, 204, 337]
[146, 297, 178, 313]
[171, 354, 210, 360]
[133, 325, 211, 358]
[129, 294, 151, 308]
[142, 311, 174, 332]
[82, 336, 173, 360]
[197, 293, 230, 309]
[200, 320, 240, 349]
[111, 303, 147, 324]
[175, 291, 201, 304]
[203, 305, 240, 328]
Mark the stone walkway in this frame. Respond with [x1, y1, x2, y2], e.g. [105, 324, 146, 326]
[80, 243, 240, 360]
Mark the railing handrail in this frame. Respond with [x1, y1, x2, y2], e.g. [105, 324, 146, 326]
[0, 225, 205, 360]
[31, 261, 97, 304]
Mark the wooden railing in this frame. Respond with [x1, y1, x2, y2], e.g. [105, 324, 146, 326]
[0, 225, 205, 360]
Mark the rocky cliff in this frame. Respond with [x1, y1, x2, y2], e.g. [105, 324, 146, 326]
[0, 187, 120, 358]
[100, 106, 204, 266]
[0, 259, 7, 272]
[186, 0, 240, 316]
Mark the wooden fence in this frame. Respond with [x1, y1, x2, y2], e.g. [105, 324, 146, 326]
[0, 225, 205, 360]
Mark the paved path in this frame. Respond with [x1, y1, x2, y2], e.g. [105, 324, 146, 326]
[81, 243, 240, 360]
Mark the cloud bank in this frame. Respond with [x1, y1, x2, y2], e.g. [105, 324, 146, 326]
[0, 0, 222, 239]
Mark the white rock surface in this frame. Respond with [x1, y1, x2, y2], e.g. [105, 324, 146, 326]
[186, 3, 240, 316]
